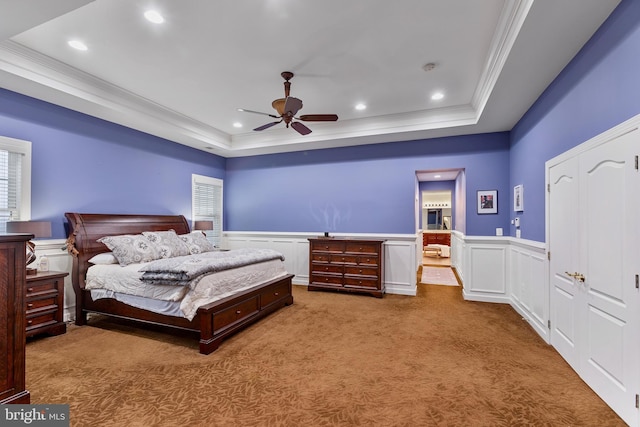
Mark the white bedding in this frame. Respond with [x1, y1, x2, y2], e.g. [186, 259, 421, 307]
[86, 258, 288, 321]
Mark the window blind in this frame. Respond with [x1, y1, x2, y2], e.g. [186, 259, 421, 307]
[192, 174, 223, 247]
[0, 149, 23, 233]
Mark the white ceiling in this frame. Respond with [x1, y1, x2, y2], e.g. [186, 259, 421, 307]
[0, 0, 621, 158]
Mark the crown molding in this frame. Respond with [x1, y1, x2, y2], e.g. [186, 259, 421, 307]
[0, 0, 529, 157]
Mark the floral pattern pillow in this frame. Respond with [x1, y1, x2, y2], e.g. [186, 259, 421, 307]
[142, 230, 190, 258]
[179, 231, 216, 254]
[97, 234, 161, 266]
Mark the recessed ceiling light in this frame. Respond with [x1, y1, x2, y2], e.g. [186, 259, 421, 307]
[144, 10, 165, 24]
[355, 103, 367, 111]
[233, 122, 243, 128]
[68, 40, 88, 51]
[431, 92, 444, 101]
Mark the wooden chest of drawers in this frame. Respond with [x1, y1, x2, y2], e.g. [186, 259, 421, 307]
[308, 238, 385, 298]
[25, 271, 68, 338]
[1, 234, 31, 404]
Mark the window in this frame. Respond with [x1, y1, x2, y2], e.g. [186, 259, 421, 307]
[0, 136, 31, 233]
[192, 174, 223, 247]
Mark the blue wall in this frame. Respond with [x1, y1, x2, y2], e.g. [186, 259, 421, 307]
[0, 89, 226, 238]
[510, 0, 640, 241]
[226, 133, 510, 235]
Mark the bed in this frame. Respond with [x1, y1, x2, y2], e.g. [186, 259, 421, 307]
[64, 212, 294, 354]
[422, 232, 451, 257]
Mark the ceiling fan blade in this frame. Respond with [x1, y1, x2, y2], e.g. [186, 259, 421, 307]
[238, 108, 279, 118]
[291, 121, 312, 135]
[299, 114, 338, 122]
[284, 97, 303, 116]
[253, 121, 282, 131]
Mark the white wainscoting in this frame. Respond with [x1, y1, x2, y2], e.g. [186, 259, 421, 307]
[33, 239, 75, 322]
[33, 232, 549, 344]
[451, 231, 549, 343]
[224, 231, 419, 296]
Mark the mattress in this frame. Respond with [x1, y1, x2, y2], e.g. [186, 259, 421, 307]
[87, 258, 288, 320]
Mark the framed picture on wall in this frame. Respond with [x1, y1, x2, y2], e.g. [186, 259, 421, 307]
[514, 185, 524, 212]
[477, 190, 498, 214]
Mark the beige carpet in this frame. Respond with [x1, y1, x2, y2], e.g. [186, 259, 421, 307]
[25, 285, 624, 426]
[421, 266, 459, 286]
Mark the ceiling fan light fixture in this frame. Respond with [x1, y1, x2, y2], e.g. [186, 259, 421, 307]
[271, 98, 286, 116]
[355, 103, 367, 110]
[240, 71, 338, 136]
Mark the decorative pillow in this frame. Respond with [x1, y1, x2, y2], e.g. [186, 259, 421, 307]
[97, 234, 161, 266]
[142, 230, 190, 258]
[88, 252, 119, 265]
[179, 231, 216, 254]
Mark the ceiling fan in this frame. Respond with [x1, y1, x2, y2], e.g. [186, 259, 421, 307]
[238, 71, 338, 135]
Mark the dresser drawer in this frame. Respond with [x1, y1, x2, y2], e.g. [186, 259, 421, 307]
[311, 253, 331, 263]
[354, 254, 378, 266]
[260, 282, 290, 308]
[344, 265, 379, 277]
[26, 297, 57, 312]
[329, 254, 358, 264]
[310, 274, 344, 287]
[25, 280, 58, 297]
[343, 276, 380, 289]
[213, 296, 259, 332]
[312, 240, 345, 253]
[345, 241, 380, 254]
[26, 309, 58, 331]
[311, 262, 343, 275]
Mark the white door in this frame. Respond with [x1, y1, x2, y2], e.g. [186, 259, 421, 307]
[549, 127, 639, 426]
[578, 129, 639, 425]
[549, 157, 580, 370]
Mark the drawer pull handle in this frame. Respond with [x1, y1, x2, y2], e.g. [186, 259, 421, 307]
[27, 320, 33, 325]
[236, 310, 241, 315]
[27, 303, 33, 308]
[274, 292, 279, 296]
[27, 288, 34, 293]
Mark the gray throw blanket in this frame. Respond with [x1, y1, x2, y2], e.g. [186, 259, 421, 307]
[139, 248, 285, 286]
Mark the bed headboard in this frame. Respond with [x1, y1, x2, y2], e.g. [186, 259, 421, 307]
[64, 212, 191, 290]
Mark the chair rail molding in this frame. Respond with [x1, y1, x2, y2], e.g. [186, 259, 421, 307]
[223, 231, 419, 296]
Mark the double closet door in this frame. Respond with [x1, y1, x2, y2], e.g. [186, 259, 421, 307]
[548, 125, 639, 426]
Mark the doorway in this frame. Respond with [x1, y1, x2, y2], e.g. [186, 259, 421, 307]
[421, 190, 452, 267]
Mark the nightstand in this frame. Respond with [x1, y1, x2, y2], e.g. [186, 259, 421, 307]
[25, 270, 68, 337]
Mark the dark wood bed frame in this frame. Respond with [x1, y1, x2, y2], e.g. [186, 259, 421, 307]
[64, 212, 294, 354]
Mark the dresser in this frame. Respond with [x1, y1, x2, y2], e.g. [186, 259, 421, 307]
[25, 271, 68, 338]
[0, 234, 31, 404]
[308, 238, 385, 298]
